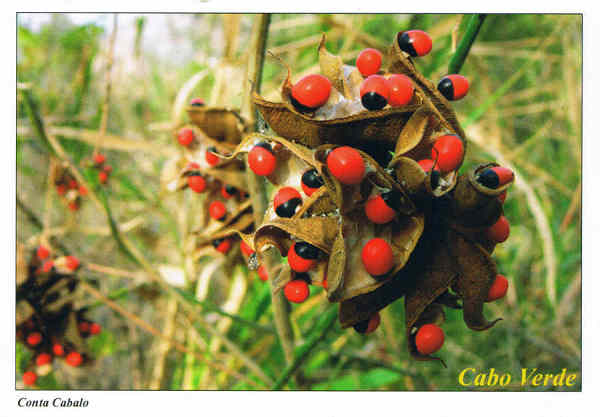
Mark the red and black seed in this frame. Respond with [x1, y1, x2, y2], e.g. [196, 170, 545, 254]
[301, 169, 324, 196]
[476, 167, 514, 189]
[294, 241, 320, 260]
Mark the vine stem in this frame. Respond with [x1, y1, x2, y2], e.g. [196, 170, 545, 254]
[447, 14, 487, 75]
[241, 14, 297, 367]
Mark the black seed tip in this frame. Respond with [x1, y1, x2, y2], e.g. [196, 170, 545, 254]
[397, 32, 418, 57]
[437, 77, 454, 101]
[430, 170, 441, 189]
[295, 241, 320, 260]
[212, 238, 224, 248]
[353, 319, 369, 334]
[225, 185, 237, 195]
[291, 96, 317, 114]
[255, 142, 272, 152]
[295, 272, 311, 283]
[477, 169, 500, 189]
[361, 91, 387, 111]
[302, 169, 324, 189]
[381, 191, 403, 212]
[275, 198, 302, 218]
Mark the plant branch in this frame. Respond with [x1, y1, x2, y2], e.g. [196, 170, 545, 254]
[448, 14, 486, 74]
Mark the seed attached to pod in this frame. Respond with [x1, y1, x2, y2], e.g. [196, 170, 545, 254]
[53, 344, 65, 357]
[98, 171, 108, 184]
[93, 153, 106, 165]
[190, 97, 205, 107]
[361, 238, 394, 278]
[353, 312, 381, 334]
[206, 146, 220, 166]
[188, 175, 207, 193]
[23, 371, 37, 386]
[68, 179, 78, 189]
[68, 201, 80, 211]
[283, 279, 310, 303]
[177, 128, 195, 147]
[287, 241, 320, 273]
[356, 48, 383, 77]
[397, 30, 433, 57]
[36, 353, 52, 366]
[248, 142, 276, 176]
[291, 74, 331, 113]
[415, 323, 445, 355]
[438, 74, 469, 101]
[66, 351, 83, 367]
[365, 192, 401, 224]
[209, 201, 227, 221]
[221, 185, 237, 199]
[103, 165, 112, 174]
[431, 134, 464, 173]
[27, 332, 42, 347]
[79, 185, 88, 196]
[240, 241, 255, 258]
[274, 187, 302, 218]
[477, 167, 514, 189]
[78, 321, 90, 333]
[37, 245, 50, 260]
[360, 74, 390, 111]
[212, 238, 232, 254]
[487, 215, 510, 243]
[301, 168, 324, 196]
[89, 323, 102, 335]
[56, 184, 67, 196]
[41, 260, 54, 273]
[387, 74, 414, 107]
[417, 159, 441, 189]
[326, 146, 366, 185]
[486, 274, 509, 302]
[257, 265, 268, 282]
[65, 255, 80, 271]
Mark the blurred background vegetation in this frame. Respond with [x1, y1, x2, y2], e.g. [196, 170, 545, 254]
[16, 13, 581, 391]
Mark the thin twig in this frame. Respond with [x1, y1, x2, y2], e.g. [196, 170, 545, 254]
[149, 297, 178, 389]
[98, 14, 118, 143]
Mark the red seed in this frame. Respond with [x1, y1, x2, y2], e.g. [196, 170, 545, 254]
[291, 74, 331, 110]
[273, 186, 302, 218]
[41, 260, 54, 273]
[78, 321, 90, 333]
[56, 184, 67, 196]
[438, 74, 469, 101]
[68, 179, 78, 189]
[68, 201, 80, 211]
[487, 215, 510, 243]
[206, 149, 220, 166]
[326, 146, 366, 185]
[89, 323, 102, 335]
[361, 238, 394, 277]
[187, 175, 207, 193]
[37, 245, 50, 260]
[354, 312, 381, 334]
[53, 344, 65, 357]
[415, 324, 445, 355]
[23, 371, 37, 386]
[257, 265, 268, 282]
[248, 144, 277, 176]
[98, 171, 109, 184]
[431, 135, 464, 173]
[356, 48, 383, 77]
[287, 243, 318, 273]
[94, 153, 106, 165]
[387, 74, 414, 107]
[36, 353, 52, 366]
[397, 30, 433, 57]
[103, 164, 112, 173]
[78, 185, 88, 196]
[209, 201, 227, 221]
[283, 280, 310, 303]
[177, 128, 195, 147]
[65, 255, 80, 271]
[27, 332, 42, 347]
[417, 159, 438, 173]
[240, 240, 255, 257]
[190, 97, 205, 106]
[365, 194, 396, 224]
[360, 74, 390, 111]
[487, 274, 509, 302]
[214, 239, 232, 254]
[66, 352, 83, 367]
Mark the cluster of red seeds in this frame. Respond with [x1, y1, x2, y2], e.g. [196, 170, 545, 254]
[92, 152, 112, 185]
[247, 29, 514, 351]
[54, 169, 86, 211]
[17, 246, 100, 387]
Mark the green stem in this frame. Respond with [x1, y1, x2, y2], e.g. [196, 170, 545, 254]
[20, 87, 57, 157]
[448, 14, 487, 75]
[272, 307, 338, 390]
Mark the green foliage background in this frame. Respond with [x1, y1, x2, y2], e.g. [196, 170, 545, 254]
[16, 13, 581, 391]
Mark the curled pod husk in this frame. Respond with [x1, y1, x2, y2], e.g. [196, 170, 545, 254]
[186, 107, 249, 144]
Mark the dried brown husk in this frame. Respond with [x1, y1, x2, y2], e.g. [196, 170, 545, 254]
[186, 107, 248, 144]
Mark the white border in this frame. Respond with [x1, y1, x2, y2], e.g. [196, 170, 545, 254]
[3, 2, 597, 417]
